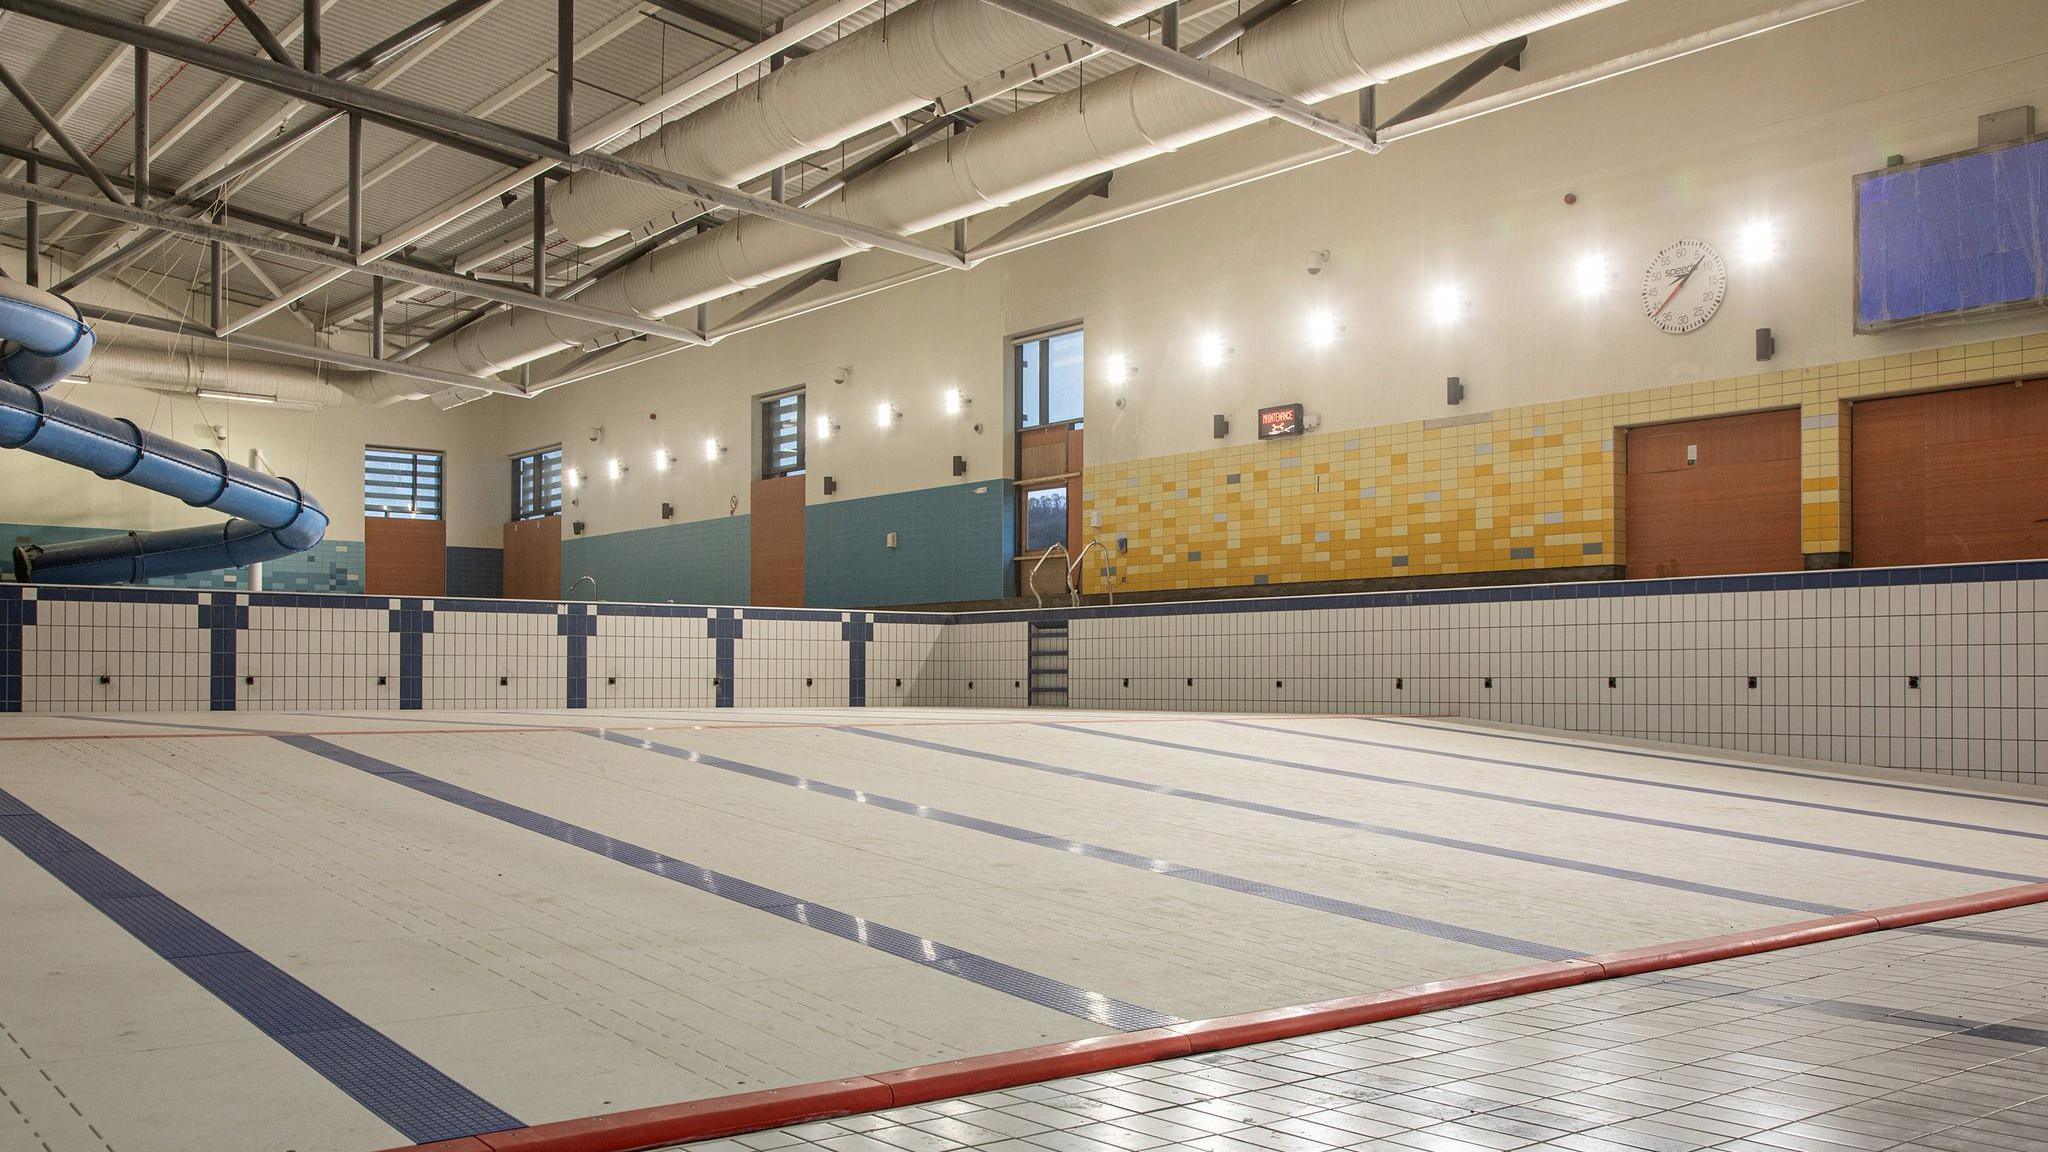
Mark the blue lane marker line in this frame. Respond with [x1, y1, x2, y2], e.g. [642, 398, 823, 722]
[0, 785, 521, 1144]
[1223, 719, 2048, 844]
[1067, 723, 2042, 886]
[276, 734, 1182, 1032]
[847, 728, 1853, 917]
[50, 712, 267, 733]
[1372, 717, 2048, 812]
[591, 730, 1579, 963]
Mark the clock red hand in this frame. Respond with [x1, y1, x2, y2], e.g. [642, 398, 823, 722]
[1652, 261, 1701, 318]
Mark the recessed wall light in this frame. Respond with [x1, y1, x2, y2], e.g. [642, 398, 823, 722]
[875, 401, 899, 428]
[943, 388, 969, 415]
[814, 414, 835, 440]
[1197, 332, 1227, 368]
[1305, 309, 1339, 348]
[1105, 355, 1130, 386]
[1573, 252, 1608, 298]
[606, 458, 624, 480]
[654, 449, 672, 471]
[703, 437, 721, 462]
[1739, 219, 1776, 264]
[1430, 283, 1464, 326]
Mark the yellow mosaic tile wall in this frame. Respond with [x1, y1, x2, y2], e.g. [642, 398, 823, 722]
[1085, 331, 2048, 594]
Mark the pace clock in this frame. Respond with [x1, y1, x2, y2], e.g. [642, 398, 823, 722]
[1639, 239, 1727, 334]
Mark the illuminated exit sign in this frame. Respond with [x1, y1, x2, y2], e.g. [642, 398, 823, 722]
[1257, 403, 1304, 440]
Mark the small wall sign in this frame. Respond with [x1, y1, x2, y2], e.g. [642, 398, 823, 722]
[1257, 403, 1305, 440]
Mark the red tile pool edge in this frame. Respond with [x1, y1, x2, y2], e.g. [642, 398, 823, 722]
[390, 880, 2048, 1152]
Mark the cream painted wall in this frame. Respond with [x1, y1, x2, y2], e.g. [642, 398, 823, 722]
[481, 0, 2048, 544]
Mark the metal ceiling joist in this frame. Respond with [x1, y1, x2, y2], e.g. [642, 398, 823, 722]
[715, 260, 840, 331]
[0, 63, 129, 207]
[968, 173, 1110, 256]
[0, 177, 711, 347]
[221, 0, 294, 67]
[1381, 37, 1527, 129]
[974, 0, 1381, 153]
[1, 0, 971, 274]
[73, 303, 524, 395]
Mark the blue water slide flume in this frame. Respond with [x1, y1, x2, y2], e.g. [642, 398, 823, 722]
[0, 279, 328, 584]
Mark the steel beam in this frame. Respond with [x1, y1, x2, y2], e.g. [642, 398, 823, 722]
[1159, 1, 1177, 50]
[209, 211, 223, 333]
[0, 177, 713, 347]
[642, 0, 810, 58]
[530, 174, 546, 294]
[371, 275, 384, 357]
[556, 0, 572, 145]
[75, 303, 525, 396]
[0, 0, 970, 271]
[793, 113, 956, 208]
[968, 172, 1111, 255]
[974, 0, 1379, 153]
[716, 260, 839, 331]
[303, 0, 318, 71]
[1381, 38, 1526, 129]
[1182, 0, 1298, 59]
[22, 158, 37, 286]
[132, 48, 149, 207]
[0, 62, 128, 205]
[222, 0, 294, 67]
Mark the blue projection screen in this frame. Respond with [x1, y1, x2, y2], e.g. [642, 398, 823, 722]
[1855, 135, 2048, 332]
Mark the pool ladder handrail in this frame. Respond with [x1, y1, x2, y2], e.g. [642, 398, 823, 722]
[1069, 538, 1114, 606]
[568, 574, 599, 601]
[1028, 543, 1071, 609]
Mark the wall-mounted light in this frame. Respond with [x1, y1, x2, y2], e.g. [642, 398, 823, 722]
[567, 468, 583, 489]
[1739, 219, 1776, 265]
[943, 387, 970, 415]
[1305, 309, 1340, 348]
[1105, 355, 1131, 386]
[703, 437, 723, 462]
[653, 448, 673, 472]
[1572, 252, 1608, 298]
[606, 458, 624, 480]
[1197, 331, 1228, 368]
[1429, 283, 1464, 326]
[875, 401, 900, 428]
[814, 413, 837, 440]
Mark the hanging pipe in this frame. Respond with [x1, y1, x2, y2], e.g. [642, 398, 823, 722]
[0, 278, 328, 584]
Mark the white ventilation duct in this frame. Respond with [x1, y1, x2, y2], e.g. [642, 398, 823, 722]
[419, 0, 1626, 383]
[549, 0, 1168, 247]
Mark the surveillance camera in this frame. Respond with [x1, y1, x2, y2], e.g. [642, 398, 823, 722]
[587, 426, 604, 443]
[1306, 249, 1330, 276]
[211, 424, 228, 442]
[832, 366, 850, 385]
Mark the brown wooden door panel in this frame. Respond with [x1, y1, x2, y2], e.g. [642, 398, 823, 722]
[1852, 380, 2048, 567]
[750, 476, 806, 606]
[364, 517, 447, 596]
[502, 516, 561, 599]
[1625, 409, 1801, 579]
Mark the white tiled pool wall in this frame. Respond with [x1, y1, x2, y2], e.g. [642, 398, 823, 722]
[1, 563, 2041, 781]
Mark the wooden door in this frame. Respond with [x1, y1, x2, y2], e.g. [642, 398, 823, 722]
[1852, 379, 2048, 566]
[364, 517, 447, 595]
[1624, 409, 1801, 579]
[502, 515, 561, 599]
[749, 475, 805, 606]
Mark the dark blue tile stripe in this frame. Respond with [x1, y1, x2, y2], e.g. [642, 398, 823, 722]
[1371, 718, 2048, 813]
[1, 593, 31, 712]
[1069, 723, 2043, 886]
[847, 728, 1854, 917]
[710, 609, 740, 708]
[591, 730, 1577, 962]
[557, 607, 594, 709]
[386, 605, 431, 711]
[0, 787, 519, 1143]
[276, 734, 1181, 1032]
[199, 593, 246, 712]
[1224, 720, 2048, 842]
[842, 616, 873, 708]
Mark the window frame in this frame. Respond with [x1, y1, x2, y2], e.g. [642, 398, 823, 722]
[1019, 480, 1073, 554]
[758, 387, 807, 480]
[509, 445, 563, 522]
[363, 444, 446, 521]
[1012, 325, 1085, 433]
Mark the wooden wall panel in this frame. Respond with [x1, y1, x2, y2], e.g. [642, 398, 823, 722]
[1625, 409, 1801, 579]
[502, 516, 561, 600]
[364, 517, 446, 596]
[749, 476, 806, 606]
[1852, 379, 2048, 567]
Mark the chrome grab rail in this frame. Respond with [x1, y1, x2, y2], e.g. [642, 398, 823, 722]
[1069, 538, 1113, 606]
[1027, 543, 1071, 608]
[568, 574, 598, 601]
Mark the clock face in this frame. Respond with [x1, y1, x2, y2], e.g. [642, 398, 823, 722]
[1639, 239, 1727, 334]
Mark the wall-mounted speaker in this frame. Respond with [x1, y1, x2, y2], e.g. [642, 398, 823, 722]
[1446, 376, 1464, 406]
[952, 455, 966, 477]
[1212, 414, 1229, 439]
[1755, 327, 1775, 361]
[822, 476, 838, 495]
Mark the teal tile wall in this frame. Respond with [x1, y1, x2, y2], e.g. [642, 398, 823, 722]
[559, 515, 750, 604]
[804, 480, 1014, 607]
[0, 523, 362, 592]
